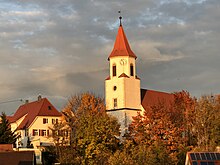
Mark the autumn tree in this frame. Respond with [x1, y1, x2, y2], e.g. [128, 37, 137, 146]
[48, 120, 71, 164]
[194, 95, 220, 151]
[128, 91, 196, 164]
[108, 139, 173, 165]
[50, 93, 120, 164]
[0, 112, 19, 144]
[172, 91, 197, 147]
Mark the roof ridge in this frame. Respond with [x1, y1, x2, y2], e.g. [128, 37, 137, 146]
[141, 88, 172, 95]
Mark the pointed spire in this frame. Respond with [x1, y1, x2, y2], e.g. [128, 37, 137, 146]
[108, 18, 137, 60]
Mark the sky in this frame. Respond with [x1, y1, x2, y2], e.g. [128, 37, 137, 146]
[0, 0, 220, 115]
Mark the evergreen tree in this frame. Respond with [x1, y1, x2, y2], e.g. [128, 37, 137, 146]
[0, 112, 18, 144]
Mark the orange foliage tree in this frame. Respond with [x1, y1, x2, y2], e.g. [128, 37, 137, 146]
[129, 90, 196, 164]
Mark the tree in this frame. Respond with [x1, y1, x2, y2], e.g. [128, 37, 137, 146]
[0, 112, 18, 144]
[172, 91, 197, 147]
[50, 93, 120, 164]
[108, 139, 173, 165]
[194, 95, 220, 151]
[129, 91, 196, 164]
[48, 121, 71, 164]
[128, 102, 182, 164]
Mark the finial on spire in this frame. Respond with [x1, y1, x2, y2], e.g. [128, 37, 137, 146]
[118, 10, 122, 26]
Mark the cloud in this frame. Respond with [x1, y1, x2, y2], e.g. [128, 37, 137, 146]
[0, 0, 220, 115]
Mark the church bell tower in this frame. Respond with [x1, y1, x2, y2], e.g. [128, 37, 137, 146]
[105, 17, 141, 135]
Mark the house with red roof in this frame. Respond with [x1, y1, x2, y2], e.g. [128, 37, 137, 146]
[105, 17, 174, 135]
[8, 95, 62, 149]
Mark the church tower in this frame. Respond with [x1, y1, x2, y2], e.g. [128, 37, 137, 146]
[105, 17, 141, 135]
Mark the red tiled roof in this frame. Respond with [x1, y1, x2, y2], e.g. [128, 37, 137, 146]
[118, 73, 129, 78]
[8, 98, 61, 130]
[108, 25, 137, 60]
[141, 89, 174, 110]
[6, 116, 14, 123]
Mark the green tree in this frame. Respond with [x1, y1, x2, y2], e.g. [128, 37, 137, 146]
[0, 112, 18, 144]
[50, 93, 120, 164]
[108, 140, 173, 165]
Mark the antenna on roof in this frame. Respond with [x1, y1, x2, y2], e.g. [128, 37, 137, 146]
[118, 10, 122, 26]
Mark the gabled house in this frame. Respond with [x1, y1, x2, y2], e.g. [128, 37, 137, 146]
[8, 95, 62, 149]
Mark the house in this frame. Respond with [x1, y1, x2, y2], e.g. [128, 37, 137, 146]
[105, 17, 174, 135]
[8, 95, 62, 149]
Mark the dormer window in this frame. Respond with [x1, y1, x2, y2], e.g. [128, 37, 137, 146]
[48, 106, 52, 110]
[113, 65, 116, 77]
[130, 64, 134, 76]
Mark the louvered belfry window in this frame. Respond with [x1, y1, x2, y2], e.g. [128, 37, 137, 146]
[113, 65, 116, 77]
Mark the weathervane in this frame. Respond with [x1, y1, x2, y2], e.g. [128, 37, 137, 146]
[118, 10, 122, 26]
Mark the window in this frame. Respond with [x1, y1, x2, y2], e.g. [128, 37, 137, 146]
[48, 106, 52, 110]
[52, 119, 55, 124]
[113, 65, 116, 77]
[130, 64, 134, 76]
[33, 129, 38, 136]
[43, 118, 48, 124]
[113, 98, 117, 108]
[52, 119, 59, 124]
[42, 130, 47, 136]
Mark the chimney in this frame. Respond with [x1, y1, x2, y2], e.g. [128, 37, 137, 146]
[38, 95, 42, 101]
[25, 100, 29, 104]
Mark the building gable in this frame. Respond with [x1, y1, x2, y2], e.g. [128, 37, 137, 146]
[8, 97, 61, 130]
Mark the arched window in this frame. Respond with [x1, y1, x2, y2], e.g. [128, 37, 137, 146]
[113, 64, 116, 77]
[130, 64, 134, 76]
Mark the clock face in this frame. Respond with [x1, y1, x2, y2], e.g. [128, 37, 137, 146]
[120, 59, 127, 65]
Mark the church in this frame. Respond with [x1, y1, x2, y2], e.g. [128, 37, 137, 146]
[105, 17, 174, 135]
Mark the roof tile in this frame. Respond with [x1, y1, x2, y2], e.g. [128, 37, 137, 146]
[141, 89, 174, 110]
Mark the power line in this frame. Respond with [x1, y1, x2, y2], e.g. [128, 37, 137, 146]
[0, 99, 23, 105]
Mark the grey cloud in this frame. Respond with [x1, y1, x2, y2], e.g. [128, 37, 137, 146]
[0, 0, 220, 115]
